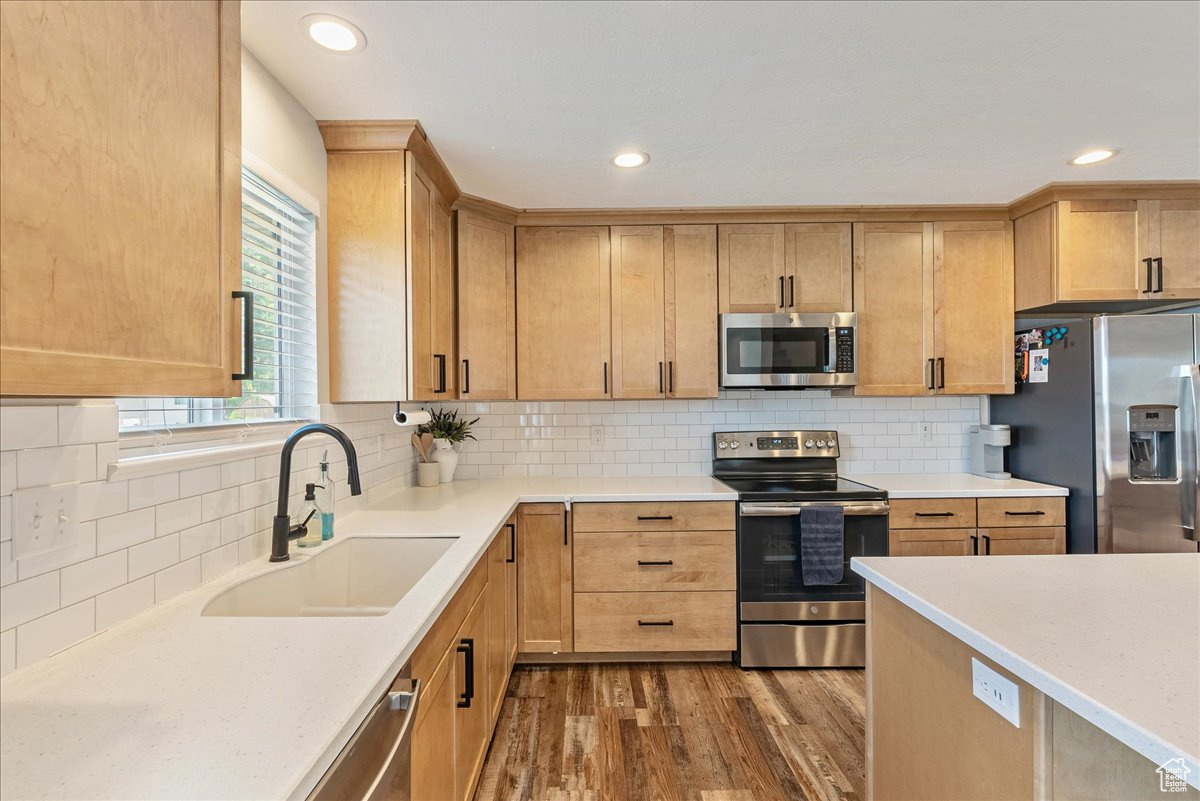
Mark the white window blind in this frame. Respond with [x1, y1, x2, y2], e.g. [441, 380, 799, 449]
[118, 166, 319, 435]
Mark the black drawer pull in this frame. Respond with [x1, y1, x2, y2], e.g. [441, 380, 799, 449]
[231, 290, 254, 381]
[1004, 510, 1046, 516]
[637, 515, 674, 521]
[982, 534, 992, 555]
[456, 638, 474, 708]
[914, 512, 955, 517]
[637, 559, 674, 566]
[970, 534, 979, 555]
[1143, 257, 1154, 293]
[637, 619, 674, 627]
[505, 522, 515, 563]
[434, 354, 447, 394]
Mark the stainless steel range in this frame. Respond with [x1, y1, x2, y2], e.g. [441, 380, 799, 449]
[712, 430, 889, 668]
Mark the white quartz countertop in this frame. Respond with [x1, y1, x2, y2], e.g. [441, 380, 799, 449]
[855, 472, 1068, 498]
[0, 476, 734, 801]
[852, 554, 1200, 789]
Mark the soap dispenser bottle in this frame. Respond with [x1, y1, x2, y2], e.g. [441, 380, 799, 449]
[317, 451, 336, 541]
[296, 482, 324, 548]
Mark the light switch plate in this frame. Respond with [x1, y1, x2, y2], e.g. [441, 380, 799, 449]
[972, 657, 1020, 727]
[590, 426, 604, 447]
[12, 483, 80, 560]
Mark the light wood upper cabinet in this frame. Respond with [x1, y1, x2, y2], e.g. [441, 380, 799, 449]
[457, 211, 516, 400]
[718, 224, 787, 312]
[665, 225, 719, 398]
[408, 153, 456, 400]
[932, 221, 1014, 395]
[1014, 197, 1200, 309]
[0, 0, 243, 397]
[516, 227, 611, 399]
[611, 226, 667, 398]
[784, 223, 854, 311]
[516, 503, 572, 654]
[853, 223, 934, 395]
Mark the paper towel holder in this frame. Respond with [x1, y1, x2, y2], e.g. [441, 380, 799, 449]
[394, 402, 431, 427]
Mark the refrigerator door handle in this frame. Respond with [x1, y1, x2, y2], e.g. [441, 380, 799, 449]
[1182, 364, 1199, 542]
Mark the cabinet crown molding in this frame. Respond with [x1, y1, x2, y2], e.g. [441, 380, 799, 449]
[1007, 180, 1200, 219]
[318, 119, 460, 206]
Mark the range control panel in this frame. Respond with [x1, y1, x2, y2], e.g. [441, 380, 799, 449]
[714, 430, 841, 458]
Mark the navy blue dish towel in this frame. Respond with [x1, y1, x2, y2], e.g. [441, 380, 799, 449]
[800, 506, 845, 586]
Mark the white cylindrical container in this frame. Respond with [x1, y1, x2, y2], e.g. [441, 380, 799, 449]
[417, 461, 440, 488]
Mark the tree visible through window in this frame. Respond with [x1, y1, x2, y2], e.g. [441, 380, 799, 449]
[118, 167, 319, 433]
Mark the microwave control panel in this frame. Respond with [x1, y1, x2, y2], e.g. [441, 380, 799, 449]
[834, 328, 855, 372]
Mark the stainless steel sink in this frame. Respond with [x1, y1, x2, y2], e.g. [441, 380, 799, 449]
[202, 536, 456, 617]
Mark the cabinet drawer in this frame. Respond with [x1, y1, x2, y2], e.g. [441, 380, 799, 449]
[979, 527, 1066, 555]
[976, 497, 1066, 527]
[572, 501, 735, 532]
[573, 591, 736, 652]
[889, 498, 978, 529]
[888, 528, 976, 557]
[575, 530, 735, 592]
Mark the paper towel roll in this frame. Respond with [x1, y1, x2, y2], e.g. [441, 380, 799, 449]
[393, 408, 431, 428]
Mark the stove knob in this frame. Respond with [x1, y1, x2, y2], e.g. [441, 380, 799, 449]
[730, 440, 740, 450]
[717, 441, 728, 450]
[804, 439, 815, 449]
[816, 439, 826, 448]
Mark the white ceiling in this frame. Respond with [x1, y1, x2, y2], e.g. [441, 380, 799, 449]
[241, 0, 1200, 208]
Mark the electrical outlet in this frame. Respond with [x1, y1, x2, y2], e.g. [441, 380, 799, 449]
[13, 483, 80, 560]
[590, 426, 605, 447]
[972, 657, 1020, 727]
[918, 421, 933, 444]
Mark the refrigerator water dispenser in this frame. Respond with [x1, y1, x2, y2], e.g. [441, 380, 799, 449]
[1128, 405, 1178, 482]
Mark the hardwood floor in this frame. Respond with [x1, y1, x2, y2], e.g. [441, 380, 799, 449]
[473, 663, 866, 801]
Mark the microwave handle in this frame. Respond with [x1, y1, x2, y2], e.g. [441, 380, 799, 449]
[826, 328, 836, 373]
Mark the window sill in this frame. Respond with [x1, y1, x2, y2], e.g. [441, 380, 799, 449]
[107, 438, 288, 482]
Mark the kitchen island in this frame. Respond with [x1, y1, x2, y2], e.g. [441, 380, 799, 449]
[852, 553, 1200, 800]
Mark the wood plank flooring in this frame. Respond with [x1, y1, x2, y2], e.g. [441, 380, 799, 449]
[473, 663, 866, 801]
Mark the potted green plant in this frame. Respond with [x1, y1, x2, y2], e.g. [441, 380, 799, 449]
[418, 408, 479, 482]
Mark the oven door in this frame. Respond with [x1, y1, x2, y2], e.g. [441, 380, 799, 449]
[720, 313, 854, 388]
[737, 500, 888, 617]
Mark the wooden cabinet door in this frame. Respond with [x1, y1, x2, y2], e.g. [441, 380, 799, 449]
[785, 223, 853, 312]
[454, 595, 488, 801]
[1056, 200, 1147, 300]
[888, 528, 976, 556]
[665, 225, 719, 398]
[484, 528, 508, 728]
[932, 221, 1014, 395]
[516, 503, 572, 653]
[979, 527, 1066, 555]
[718, 224, 786, 312]
[611, 226, 666, 398]
[430, 188, 457, 398]
[852, 223, 934, 396]
[457, 211, 515, 399]
[0, 0, 242, 397]
[516, 227, 611, 399]
[411, 644, 456, 801]
[408, 155, 456, 400]
[1152, 199, 1200, 298]
[327, 151, 408, 402]
[504, 517, 518, 672]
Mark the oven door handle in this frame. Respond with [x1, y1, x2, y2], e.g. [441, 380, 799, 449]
[740, 501, 890, 517]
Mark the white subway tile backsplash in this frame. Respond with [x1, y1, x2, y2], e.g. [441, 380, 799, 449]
[128, 534, 180, 581]
[201, 543, 239, 583]
[179, 520, 222, 560]
[153, 557, 201, 603]
[0, 452, 15, 496]
[58, 404, 118, 446]
[0, 406, 58, 451]
[0, 628, 14, 678]
[128, 473, 179, 510]
[0, 541, 16, 586]
[17, 444, 96, 488]
[96, 508, 156, 555]
[178, 465, 222, 498]
[15, 599, 94, 668]
[155, 496, 202, 536]
[0, 572, 60, 631]
[201, 487, 240, 522]
[61, 551, 127, 606]
[78, 479, 128, 522]
[95, 577, 154, 631]
[16, 521, 97, 580]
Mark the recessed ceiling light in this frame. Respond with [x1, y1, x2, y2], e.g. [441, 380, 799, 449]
[1070, 148, 1117, 166]
[300, 13, 366, 53]
[611, 150, 650, 168]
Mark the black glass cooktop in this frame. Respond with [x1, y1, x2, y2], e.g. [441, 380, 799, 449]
[715, 475, 886, 502]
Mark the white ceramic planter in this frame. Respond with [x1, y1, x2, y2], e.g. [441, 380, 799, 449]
[432, 438, 460, 482]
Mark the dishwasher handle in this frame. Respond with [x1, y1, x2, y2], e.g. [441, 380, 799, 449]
[308, 677, 421, 801]
[740, 501, 889, 517]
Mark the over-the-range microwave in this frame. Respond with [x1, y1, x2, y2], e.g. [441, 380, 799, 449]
[720, 312, 857, 389]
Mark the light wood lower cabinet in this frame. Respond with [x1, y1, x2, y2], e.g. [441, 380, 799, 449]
[573, 529, 736, 592]
[453, 595, 488, 801]
[411, 644, 457, 801]
[516, 503, 573, 653]
[889, 497, 1067, 557]
[573, 590, 737, 652]
[0, 0, 243, 397]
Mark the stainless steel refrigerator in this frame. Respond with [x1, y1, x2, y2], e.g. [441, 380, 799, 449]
[991, 314, 1199, 554]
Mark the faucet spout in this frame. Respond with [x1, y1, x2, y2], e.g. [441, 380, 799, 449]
[270, 423, 362, 562]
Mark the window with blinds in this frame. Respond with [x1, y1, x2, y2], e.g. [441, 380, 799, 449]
[117, 166, 319, 434]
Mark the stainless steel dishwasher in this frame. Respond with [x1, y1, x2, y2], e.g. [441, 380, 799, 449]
[308, 666, 420, 801]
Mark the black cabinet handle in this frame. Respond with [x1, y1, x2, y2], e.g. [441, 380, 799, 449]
[637, 515, 674, 521]
[936, 357, 945, 390]
[970, 534, 979, 555]
[637, 559, 674, 566]
[603, 362, 608, 395]
[1154, 257, 1164, 293]
[668, 361, 674, 394]
[915, 511, 955, 517]
[462, 359, 470, 394]
[1143, 257, 1154, 293]
[779, 275, 785, 308]
[1004, 510, 1046, 517]
[637, 620, 674, 627]
[563, 508, 569, 546]
[982, 534, 992, 555]
[434, 354, 447, 394]
[788, 275, 795, 308]
[231, 291, 254, 381]
[659, 362, 664, 394]
[505, 522, 515, 563]
[927, 358, 935, 390]
[456, 638, 474, 707]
